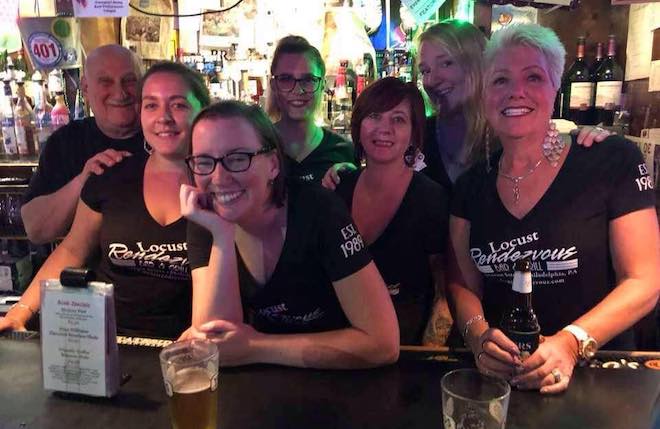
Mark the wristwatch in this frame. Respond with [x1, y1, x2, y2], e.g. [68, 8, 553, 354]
[562, 324, 598, 361]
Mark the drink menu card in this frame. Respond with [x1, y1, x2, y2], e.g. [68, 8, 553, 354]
[40, 279, 120, 397]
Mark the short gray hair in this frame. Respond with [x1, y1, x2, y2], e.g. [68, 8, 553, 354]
[484, 24, 566, 89]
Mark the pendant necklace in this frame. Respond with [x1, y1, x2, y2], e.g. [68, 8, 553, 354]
[497, 156, 543, 204]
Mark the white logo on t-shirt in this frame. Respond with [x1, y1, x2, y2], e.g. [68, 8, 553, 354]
[339, 224, 365, 258]
[635, 163, 654, 191]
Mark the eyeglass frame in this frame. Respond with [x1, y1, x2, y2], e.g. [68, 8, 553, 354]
[186, 147, 275, 175]
[271, 74, 324, 93]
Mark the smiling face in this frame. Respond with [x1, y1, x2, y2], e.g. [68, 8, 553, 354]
[82, 47, 140, 137]
[418, 40, 466, 117]
[271, 53, 324, 122]
[192, 117, 279, 224]
[359, 100, 412, 166]
[141, 72, 202, 159]
[484, 44, 557, 142]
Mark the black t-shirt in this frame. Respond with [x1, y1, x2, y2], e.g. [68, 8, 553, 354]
[452, 136, 655, 350]
[24, 117, 143, 204]
[422, 115, 454, 191]
[285, 128, 354, 184]
[81, 154, 191, 339]
[187, 182, 372, 334]
[336, 170, 449, 344]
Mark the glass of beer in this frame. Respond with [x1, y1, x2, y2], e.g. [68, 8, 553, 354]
[441, 368, 511, 429]
[159, 339, 219, 429]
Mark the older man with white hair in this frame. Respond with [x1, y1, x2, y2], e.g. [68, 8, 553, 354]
[21, 44, 144, 243]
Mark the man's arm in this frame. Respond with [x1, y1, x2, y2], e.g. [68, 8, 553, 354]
[21, 149, 130, 244]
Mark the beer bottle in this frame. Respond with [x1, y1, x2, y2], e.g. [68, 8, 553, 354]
[501, 259, 540, 359]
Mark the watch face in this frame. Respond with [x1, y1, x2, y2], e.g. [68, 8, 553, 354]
[583, 339, 598, 359]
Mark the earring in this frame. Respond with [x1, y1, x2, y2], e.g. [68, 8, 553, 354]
[484, 126, 492, 173]
[267, 178, 274, 186]
[144, 140, 153, 155]
[403, 145, 416, 167]
[542, 120, 565, 167]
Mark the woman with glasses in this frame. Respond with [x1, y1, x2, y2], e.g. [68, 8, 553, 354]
[180, 100, 400, 368]
[267, 35, 355, 184]
[0, 62, 210, 338]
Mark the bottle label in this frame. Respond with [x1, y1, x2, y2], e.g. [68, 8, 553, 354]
[2, 117, 15, 128]
[2, 131, 17, 155]
[512, 271, 532, 293]
[15, 125, 29, 155]
[503, 328, 540, 359]
[2, 117, 17, 155]
[595, 81, 622, 108]
[569, 82, 594, 108]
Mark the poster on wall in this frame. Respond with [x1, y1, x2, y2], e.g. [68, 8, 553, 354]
[121, 0, 173, 60]
[400, 0, 443, 24]
[625, 3, 660, 81]
[73, 0, 129, 17]
[199, 0, 257, 48]
[490, 4, 537, 32]
[19, 17, 82, 70]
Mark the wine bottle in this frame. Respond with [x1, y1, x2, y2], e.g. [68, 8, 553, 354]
[1, 80, 18, 158]
[594, 35, 624, 126]
[560, 37, 593, 125]
[501, 259, 540, 359]
[590, 42, 604, 78]
[13, 82, 36, 156]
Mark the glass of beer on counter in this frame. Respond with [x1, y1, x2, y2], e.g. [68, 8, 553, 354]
[159, 339, 219, 429]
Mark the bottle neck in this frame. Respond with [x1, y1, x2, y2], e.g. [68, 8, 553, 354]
[595, 43, 604, 61]
[512, 290, 533, 310]
[607, 38, 616, 58]
[576, 41, 585, 59]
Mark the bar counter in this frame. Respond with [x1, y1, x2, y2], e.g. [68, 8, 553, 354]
[1, 334, 659, 429]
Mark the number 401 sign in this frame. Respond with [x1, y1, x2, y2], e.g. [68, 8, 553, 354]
[28, 32, 64, 69]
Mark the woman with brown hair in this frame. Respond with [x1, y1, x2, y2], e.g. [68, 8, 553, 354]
[267, 35, 355, 184]
[180, 100, 399, 368]
[329, 77, 450, 345]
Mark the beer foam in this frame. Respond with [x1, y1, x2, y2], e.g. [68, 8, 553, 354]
[173, 367, 211, 394]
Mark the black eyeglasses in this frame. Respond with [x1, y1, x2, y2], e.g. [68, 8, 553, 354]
[186, 147, 274, 175]
[272, 74, 323, 93]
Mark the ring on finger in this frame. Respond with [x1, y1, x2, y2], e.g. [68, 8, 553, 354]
[551, 368, 562, 384]
[477, 351, 486, 362]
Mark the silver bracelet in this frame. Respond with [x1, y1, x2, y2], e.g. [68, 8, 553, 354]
[463, 314, 485, 340]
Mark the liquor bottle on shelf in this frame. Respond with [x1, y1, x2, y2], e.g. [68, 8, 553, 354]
[593, 35, 624, 126]
[380, 49, 393, 78]
[33, 75, 53, 153]
[355, 60, 366, 98]
[51, 91, 70, 130]
[1, 80, 18, 158]
[501, 259, 540, 360]
[560, 36, 593, 125]
[14, 53, 28, 85]
[331, 60, 352, 137]
[13, 81, 36, 156]
[73, 88, 86, 120]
